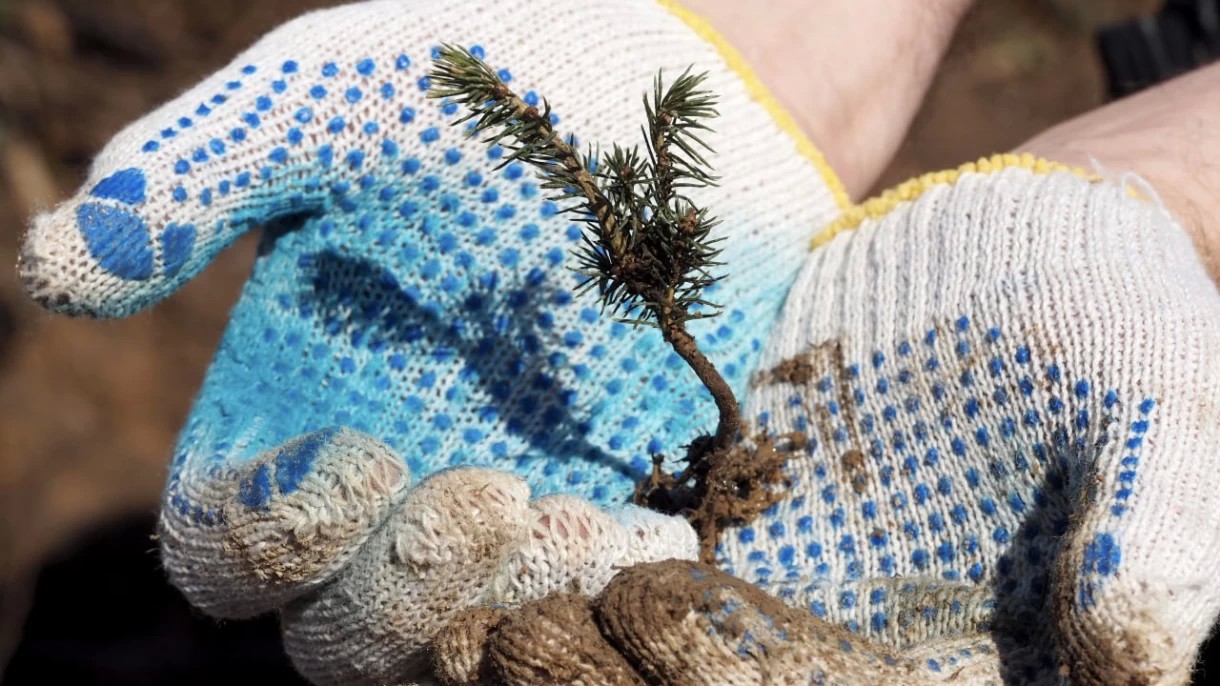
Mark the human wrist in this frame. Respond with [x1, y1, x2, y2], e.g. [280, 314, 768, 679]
[673, 0, 974, 199]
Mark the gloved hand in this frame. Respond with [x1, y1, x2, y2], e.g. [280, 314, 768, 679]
[704, 156, 1220, 684]
[422, 157, 1220, 686]
[16, 0, 847, 683]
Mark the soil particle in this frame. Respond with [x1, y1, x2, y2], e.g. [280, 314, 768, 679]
[840, 449, 869, 494]
[766, 340, 873, 497]
[762, 355, 816, 387]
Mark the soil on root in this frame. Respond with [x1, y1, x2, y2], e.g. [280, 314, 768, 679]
[632, 430, 805, 564]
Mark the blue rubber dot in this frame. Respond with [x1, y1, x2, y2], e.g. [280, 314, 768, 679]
[310, 85, 327, 99]
[89, 168, 147, 205]
[76, 202, 153, 280]
[237, 464, 273, 508]
[142, 141, 159, 152]
[328, 117, 346, 134]
[420, 127, 440, 143]
[356, 58, 375, 76]
[242, 112, 260, 128]
[395, 54, 410, 70]
[272, 80, 287, 94]
[400, 107, 416, 124]
[174, 159, 190, 174]
[230, 128, 247, 142]
[345, 87, 363, 103]
[161, 222, 196, 277]
[282, 60, 299, 74]
[380, 83, 395, 99]
[255, 95, 272, 111]
[322, 62, 338, 77]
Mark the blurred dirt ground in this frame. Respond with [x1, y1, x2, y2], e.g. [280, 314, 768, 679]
[0, 0, 1168, 680]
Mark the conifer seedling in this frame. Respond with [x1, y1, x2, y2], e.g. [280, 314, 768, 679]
[428, 46, 795, 561]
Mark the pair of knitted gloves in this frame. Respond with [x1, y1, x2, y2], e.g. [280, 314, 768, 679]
[18, 1, 1220, 683]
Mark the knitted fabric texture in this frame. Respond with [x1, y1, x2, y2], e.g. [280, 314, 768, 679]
[17, 1, 841, 683]
[425, 161, 1220, 685]
[711, 161, 1220, 684]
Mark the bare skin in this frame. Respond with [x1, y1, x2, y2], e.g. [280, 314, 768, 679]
[679, 0, 976, 200]
[1021, 62, 1220, 285]
[684, 0, 1220, 288]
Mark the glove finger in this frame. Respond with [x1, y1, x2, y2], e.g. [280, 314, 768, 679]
[1041, 183, 1220, 683]
[280, 466, 695, 685]
[594, 560, 1003, 686]
[19, 0, 462, 318]
[159, 427, 409, 618]
[488, 594, 646, 686]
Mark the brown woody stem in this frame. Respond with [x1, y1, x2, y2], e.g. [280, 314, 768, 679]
[659, 315, 740, 455]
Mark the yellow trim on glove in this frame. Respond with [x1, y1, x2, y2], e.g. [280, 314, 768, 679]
[657, 0, 852, 214]
[811, 153, 1095, 248]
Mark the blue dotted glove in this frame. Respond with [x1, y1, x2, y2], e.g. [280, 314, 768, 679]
[17, 1, 845, 683]
[711, 158, 1220, 684]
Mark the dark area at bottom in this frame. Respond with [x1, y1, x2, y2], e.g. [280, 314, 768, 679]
[6, 515, 1220, 684]
[3, 515, 307, 685]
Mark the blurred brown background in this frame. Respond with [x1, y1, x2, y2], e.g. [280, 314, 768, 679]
[0, 0, 1167, 681]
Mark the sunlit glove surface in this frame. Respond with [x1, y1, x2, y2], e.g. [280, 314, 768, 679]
[17, 1, 844, 683]
[715, 159, 1220, 685]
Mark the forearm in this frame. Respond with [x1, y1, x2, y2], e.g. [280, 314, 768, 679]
[679, 0, 975, 199]
[1020, 62, 1220, 285]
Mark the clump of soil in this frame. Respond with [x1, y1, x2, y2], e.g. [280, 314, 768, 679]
[633, 429, 805, 563]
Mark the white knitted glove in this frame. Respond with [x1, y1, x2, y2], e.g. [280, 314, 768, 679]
[711, 156, 1220, 684]
[16, 1, 846, 684]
